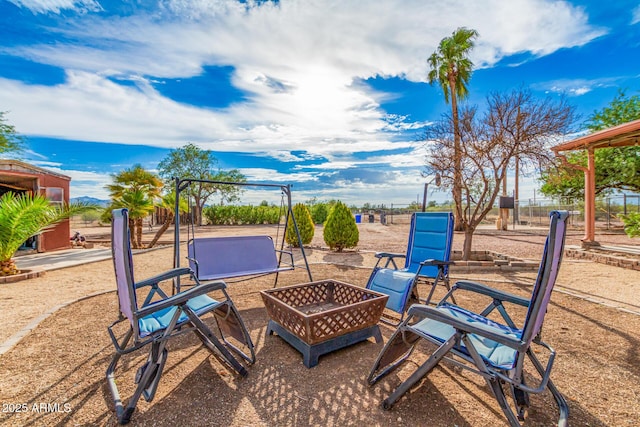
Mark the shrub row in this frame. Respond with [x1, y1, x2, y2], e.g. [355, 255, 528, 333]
[202, 205, 282, 225]
[202, 201, 359, 252]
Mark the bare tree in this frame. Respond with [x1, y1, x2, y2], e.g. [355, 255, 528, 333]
[424, 88, 576, 259]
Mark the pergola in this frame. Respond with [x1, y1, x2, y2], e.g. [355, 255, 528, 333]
[552, 118, 640, 247]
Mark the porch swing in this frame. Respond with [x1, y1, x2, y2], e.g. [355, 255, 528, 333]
[172, 177, 313, 287]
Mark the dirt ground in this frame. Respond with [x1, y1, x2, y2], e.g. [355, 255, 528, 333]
[1, 222, 640, 426]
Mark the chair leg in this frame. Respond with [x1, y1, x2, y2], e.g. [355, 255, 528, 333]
[485, 377, 523, 427]
[106, 336, 169, 425]
[381, 333, 458, 410]
[527, 350, 569, 427]
[187, 310, 248, 377]
[510, 383, 530, 421]
[463, 335, 523, 427]
[106, 329, 135, 425]
[139, 345, 168, 402]
[368, 327, 419, 385]
[213, 303, 256, 364]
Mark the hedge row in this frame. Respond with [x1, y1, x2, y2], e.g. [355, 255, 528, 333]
[202, 205, 282, 225]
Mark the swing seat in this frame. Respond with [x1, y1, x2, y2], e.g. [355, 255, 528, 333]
[187, 235, 295, 282]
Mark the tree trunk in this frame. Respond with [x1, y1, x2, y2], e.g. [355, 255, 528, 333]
[147, 214, 173, 249]
[462, 227, 475, 261]
[128, 218, 138, 249]
[449, 78, 464, 232]
[0, 259, 19, 276]
[135, 218, 144, 248]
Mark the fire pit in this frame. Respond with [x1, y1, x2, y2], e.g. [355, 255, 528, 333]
[260, 279, 388, 367]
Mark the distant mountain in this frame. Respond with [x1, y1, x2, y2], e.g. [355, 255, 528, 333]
[71, 196, 110, 207]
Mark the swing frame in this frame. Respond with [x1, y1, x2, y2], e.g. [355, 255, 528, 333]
[172, 177, 313, 287]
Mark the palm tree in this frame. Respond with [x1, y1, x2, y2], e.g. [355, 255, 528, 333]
[111, 190, 155, 249]
[0, 192, 95, 276]
[147, 191, 188, 249]
[428, 27, 478, 231]
[106, 165, 162, 248]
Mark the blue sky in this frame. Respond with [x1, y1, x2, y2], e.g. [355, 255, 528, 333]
[1, 0, 640, 205]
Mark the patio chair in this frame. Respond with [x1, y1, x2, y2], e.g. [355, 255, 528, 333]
[106, 208, 255, 424]
[365, 212, 454, 324]
[368, 210, 570, 427]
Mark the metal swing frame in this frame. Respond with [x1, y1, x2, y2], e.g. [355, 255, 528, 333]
[172, 177, 313, 287]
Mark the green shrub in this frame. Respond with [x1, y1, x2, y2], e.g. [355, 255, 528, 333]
[311, 202, 329, 224]
[286, 203, 314, 247]
[622, 212, 640, 238]
[323, 201, 359, 252]
[203, 205, 281, 225]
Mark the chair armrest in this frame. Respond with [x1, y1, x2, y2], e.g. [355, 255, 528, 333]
[375, 252, 406, 259]
[134, 267, 194, 289]
[135, 280, 227, 318]
[275, 249, 294, 265]
[420, 259, 453, 267]
[407, 304, 525, 350]
[454, 280, 530, 307]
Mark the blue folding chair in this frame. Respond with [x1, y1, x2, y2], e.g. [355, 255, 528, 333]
[106, 208, 255, 424]
[368, 211, 570, 427]
[366, 212, 454, 323]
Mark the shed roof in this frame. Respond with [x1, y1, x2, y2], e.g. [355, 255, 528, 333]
[0, 159, 71, 180]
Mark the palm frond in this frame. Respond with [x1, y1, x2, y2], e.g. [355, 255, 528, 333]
[0, 192, 97, 261]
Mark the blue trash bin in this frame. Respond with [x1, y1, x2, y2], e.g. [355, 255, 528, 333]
[355, 214, 362, 223]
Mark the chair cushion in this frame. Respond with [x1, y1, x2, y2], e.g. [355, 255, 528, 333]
[367, 269, 416, 313]
[412, 303, 522, 370]
[138, 294, 220, 337]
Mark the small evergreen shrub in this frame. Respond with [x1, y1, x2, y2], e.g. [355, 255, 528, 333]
[286, 203, 314, 247]
[323, 201, 359, 252]
[311, 202, 329, 224]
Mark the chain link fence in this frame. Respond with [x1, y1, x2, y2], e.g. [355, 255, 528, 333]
[517, 194, 640, 229]
[359, 195, 640, 230]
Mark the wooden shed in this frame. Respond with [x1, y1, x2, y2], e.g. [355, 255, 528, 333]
[0, 159, 72, 252]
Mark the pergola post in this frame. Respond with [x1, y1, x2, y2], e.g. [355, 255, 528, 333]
[582, 147, 597, 247]
[551, 119, 640, 250]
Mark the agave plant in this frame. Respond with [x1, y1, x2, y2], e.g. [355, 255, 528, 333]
[0, 191, 95, 276]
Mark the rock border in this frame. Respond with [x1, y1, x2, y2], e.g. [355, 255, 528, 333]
[0, 268, 46, 284]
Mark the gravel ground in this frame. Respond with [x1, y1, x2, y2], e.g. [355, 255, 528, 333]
[1, 220, 640, 426]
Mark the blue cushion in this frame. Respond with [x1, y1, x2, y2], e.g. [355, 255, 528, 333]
[368, 269, 416, 313]
[412, 303, 522, 370]
[406, 213, 452, 277]
[138, 294, 219, 337]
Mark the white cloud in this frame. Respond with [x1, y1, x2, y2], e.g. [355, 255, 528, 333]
[239, 168, 318, 183]
[533, 77, 621, 96]
[633, 5, 640, 25]
[9, 0, 101, 14]
[4, 1, 604, 154]
[1, 0, 606, 203]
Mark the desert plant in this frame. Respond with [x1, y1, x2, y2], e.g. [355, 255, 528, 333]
[106, 165, 162, 248]
[622, 212, 640, 238]
[323, 201, 359, 252]
[286, 203, 314, 247]
[80, 210, 101, 225]
[0, 192, 95, 276]
[311, 202, 329, 224]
